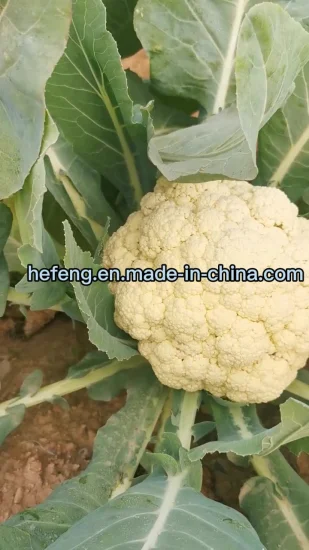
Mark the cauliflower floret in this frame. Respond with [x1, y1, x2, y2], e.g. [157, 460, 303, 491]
[103, 178, 309, 403]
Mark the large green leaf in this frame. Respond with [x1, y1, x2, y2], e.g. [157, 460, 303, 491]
[134, 0, 309, 115]
[240, 451, 309, 550]
[103, 0, 141, 57]
[255, 62, 309, 206]
[142, 3, 309, 182]
[135, 0, 259, 114]
[0, 365, 166, 549]
[148, 105, 255, 181]
[14, 114, 59, 253]
[64, 221, 137, 360]
[45, 474, 264, 550]
[235, 4, 309, 160]
[0, 0, 71, 199]
[190, 397, 309, 460]
[46, 0, 155, 209]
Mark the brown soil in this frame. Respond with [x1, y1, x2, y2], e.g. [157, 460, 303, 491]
[0, 310, 124, 522]
[122, 49, 150, 79]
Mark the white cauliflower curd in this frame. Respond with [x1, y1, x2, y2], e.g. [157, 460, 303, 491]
[103, 178, 309, 403]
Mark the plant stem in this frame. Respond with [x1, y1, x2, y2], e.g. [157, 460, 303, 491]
[0, 360, 137, 417]
[287, 379, 309, 401]
[100, 86, 143, 206]
[177, 391, 201, 450]
[7, 288, 63, 312]
[154, 390, 174, 450]
[250, 454, 274, 480]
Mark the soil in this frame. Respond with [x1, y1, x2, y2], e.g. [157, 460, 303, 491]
[0, 309, 124, 522]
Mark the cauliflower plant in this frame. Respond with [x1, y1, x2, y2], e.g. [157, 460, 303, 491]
[103, 178, 309, 403]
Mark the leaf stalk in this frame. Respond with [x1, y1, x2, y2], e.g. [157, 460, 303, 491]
[0, 359, 138, 418]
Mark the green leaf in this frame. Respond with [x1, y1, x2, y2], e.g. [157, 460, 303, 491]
[93, 220, 111, 264]
[45, 474, 264, 550]
[126, 70, 198, 136]
[46, 0, 155, 209]
[0, 405, 25, 446]
[287, 437, 309, 456]
[42, 191, 70, 252]
[192, 420, 216, 443]
[16, 230, 67, 310]
[88, 365, 139, 401]
[19, 370, 43, 399]
[45, 136, 123, 253]
[135, 0, 250, 114]
[67, 350, 110, 378]
[0, 527, 41, 550]
[145, 3, 309, 182]
[1, 366, 166, 549]
[3, 236, 23, 274]
[60, 297, 84, 322]
[278, 0, 309, 30]
[142, 451, 180, 476]
[143, 428, 203, 492]
[0, 0, 71, 199]
[63, 221, 137, 360]
[240, 451, 309, 550]
[103, 0, 141, 57]
[296, 369, 309, 385]
[148, 105, 255, 181]
[255, 62, 309, 206]
[45, 158, 100, 252]
[49, 136, 122, 233]
[236, 3, 309, 161]
[135, 0, 309, 115]
[14, 113, 59, 252]
[190, 397, 309, 460]
[47, 395, 70, 411]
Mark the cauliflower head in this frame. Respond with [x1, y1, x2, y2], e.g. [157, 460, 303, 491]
[103, 178, 309, 403]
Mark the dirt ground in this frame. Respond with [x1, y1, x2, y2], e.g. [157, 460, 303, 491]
[0, 309, 124, 522]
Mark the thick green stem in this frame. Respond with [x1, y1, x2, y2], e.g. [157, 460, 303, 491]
[177, 391, 201, 450]
[287, 379, 309, 401]
[250, 454, 275, 479]
[0, 359, 139, 417]
[7, 288, 63, 312]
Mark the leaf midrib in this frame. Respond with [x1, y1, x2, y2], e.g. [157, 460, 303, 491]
[68, 16, 143, 204]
